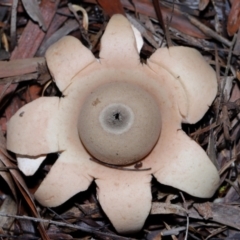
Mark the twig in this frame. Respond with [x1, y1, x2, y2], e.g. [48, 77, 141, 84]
[190, 122, 219, 137]
[184, 13, 231, 47]
[127, 14, 159, 49]
[0, 212, 136, 240]
[0, 166, 18, 171]
[10, 0, 18, 50]
[163, 0, 175, 48]
[205, 226, 227, 240]
[0, 234, 38, 240]
[219, 156, 237, 175]
[0, 73, 39, 85]
[216, 34, 237, 121]
[89, 157, 151, 171]
[161, 226, 186, 236]
[179, 192, 189, 240]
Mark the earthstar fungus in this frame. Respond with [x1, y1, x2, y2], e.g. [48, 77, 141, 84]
[7, 14, 220, 233]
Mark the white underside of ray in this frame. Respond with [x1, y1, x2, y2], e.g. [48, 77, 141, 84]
[17, 155, 46, 176]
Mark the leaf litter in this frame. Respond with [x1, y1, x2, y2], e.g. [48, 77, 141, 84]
[0, 0, 240, 239]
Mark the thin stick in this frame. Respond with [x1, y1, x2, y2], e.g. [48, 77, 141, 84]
[89, 157, 151, 172]
[216, 34, 237, 121]
[184, 13, 231, 47]
[10, 0, 18, 50]
[0, 212, 136, 240]
[179, 192, 189, 240]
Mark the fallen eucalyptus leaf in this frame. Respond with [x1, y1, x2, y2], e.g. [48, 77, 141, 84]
[21, 0, 47, 31]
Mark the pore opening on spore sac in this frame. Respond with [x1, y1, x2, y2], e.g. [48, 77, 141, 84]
[99, 103, 134, 135]
[78, 82, 161, 166]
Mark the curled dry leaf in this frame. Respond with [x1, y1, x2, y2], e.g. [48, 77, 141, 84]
[21, 0, 47, 31]
[71, 4, 89, 30]
[227, 0, 240, 36]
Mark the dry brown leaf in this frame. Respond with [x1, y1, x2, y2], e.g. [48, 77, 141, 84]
[11, 0, 60, 59]
[229, 83, 240, 102]
[1, 155, 50, 240]
[194, 202, 213, 220]
[96, 0, 125, 16]
[199, 0, 210, 11]
[85, 0, 209, 38]
[0, 160, 17, 199]
[227, 0, 240, 36]
[21, 0, 47, 31]
[0, 57, 45, 78]
[151, 202, 187, 216]
[36, 7, 70, 57]
[37, 20, 79, 56]
[152, 202, 240, 230]
[0, 195, 17, 230]
[18, 84, 42, 105]
[0, 0, 60, 134]
[0, 131, 17, 199]
[0, 130, 49, 240]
